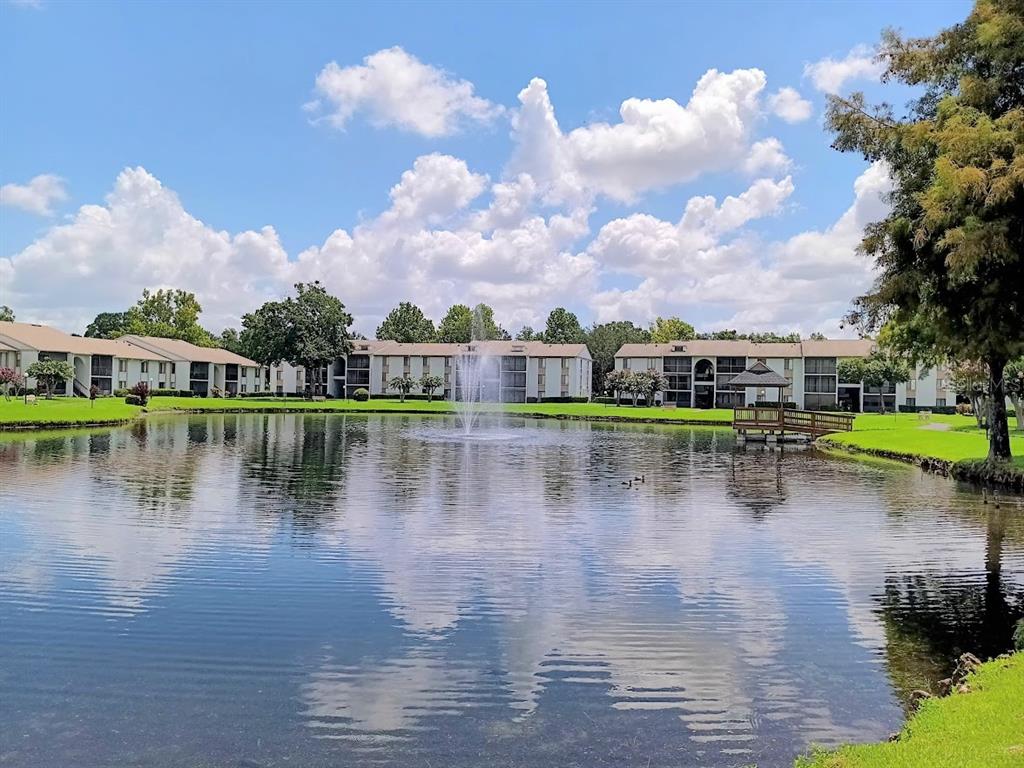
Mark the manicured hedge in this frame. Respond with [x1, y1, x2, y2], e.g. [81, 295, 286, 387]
[754, 401, 798, 409]
[899, 404, 958, 414]
[539, 396, 590, 403]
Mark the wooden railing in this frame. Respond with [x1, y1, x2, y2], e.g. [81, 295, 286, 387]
[733, 406, 855, 436]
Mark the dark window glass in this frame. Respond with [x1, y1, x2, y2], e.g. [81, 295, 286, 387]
[664, 356, 692, 373]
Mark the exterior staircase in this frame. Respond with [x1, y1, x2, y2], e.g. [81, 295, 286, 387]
[73, 378, 91, 398]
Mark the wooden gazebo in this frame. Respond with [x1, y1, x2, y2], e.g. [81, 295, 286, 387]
[728, 361, 854, 439]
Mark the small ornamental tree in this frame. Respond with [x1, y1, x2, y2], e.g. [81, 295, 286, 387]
[0, 367, 20, 400]
[89, 384, 99, 407]
[130, 381, 151, 406]
[604, 369, 631, 406]
[389, 375, 415, 403]
[638, 368, 668, 407]
[419, 374, 444, 402]
[625, 370, 646, 407]
[950, 359, 991, 429]
[25, 359, 74, 399]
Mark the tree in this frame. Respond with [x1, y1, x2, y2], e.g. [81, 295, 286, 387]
[389, 375, 415, 402]
[516, 326, 541, 341]
[807, 332, 827, 340]
[436, 303, 507, 342]
[635, 368, 668, 407]
[84, 311, 130, 339]
[0, 367, 20, 400]
[218, 327, 248, 356]
[420, 373, 444, 402]
[0, 305, 14, 322]
[124, 289, 217, 346]
[376, 302, 437, 343]
[586, 321, 651, 395]
[26, 359, 74, 399]
[827, 0, 1024, 459]
[89, 383, 99, 407]
[649, 316, 696, 343]
[1006, 357, 1024, 431]
[286, 282, 354, 398]
[837, 358, 869, 388]
[951, 359, 994, 428]
[839, 351, 911, 414]
[542, 307, 585, 344]
[240, 282, 353, 398]
[604, 369, 632, 406]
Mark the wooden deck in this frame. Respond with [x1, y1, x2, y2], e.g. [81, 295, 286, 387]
[733, 406, 855, 437]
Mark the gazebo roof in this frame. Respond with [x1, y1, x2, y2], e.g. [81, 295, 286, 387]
[727, 360, 790, 388]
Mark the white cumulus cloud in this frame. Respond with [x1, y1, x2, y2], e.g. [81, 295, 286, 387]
[510, 69, 773, 204]
[804, 45, 885, 94]
[0, 174, 68, 216]
[767, 87, 813, 123]
[310, 46, 503, 137]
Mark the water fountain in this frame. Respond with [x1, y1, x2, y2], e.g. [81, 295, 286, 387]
[452, 306, 500, 439]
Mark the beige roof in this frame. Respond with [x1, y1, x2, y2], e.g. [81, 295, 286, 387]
[0, 321, 171, 361]
[358, 340, 591, 359]
[119, 335, 259, 366]
[616, 338, 876, 359]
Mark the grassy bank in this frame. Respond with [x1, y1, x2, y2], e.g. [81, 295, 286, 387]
[819, 414, 1024, 488]
[145, 396, 735, 424]
[1, 395, 734, 430]
[0, 396, 140, 428]
[796, 654, 1023, 768]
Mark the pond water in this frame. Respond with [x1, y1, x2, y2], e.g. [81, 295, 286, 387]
[1, 414, 1022, 768]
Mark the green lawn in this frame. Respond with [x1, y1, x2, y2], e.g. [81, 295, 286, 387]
[796, 654, 1024, 768]
[0, 396, 140, 427]
[822, 414, 1024, 464]
[145, 396, 735, 423]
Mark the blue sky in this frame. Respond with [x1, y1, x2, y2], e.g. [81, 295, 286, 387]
[0, 0, 970, 336]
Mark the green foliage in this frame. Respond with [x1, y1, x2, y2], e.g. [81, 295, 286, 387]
[1014, 619, 1024, 651]
[84, 311, 130, 339]
[25, 359, 74, 398]
[542, 307, 585, 344]
[515, 325, 541, 341]
[649, 316, 695, 343]
[585, 321, 651, 395]
[241, 282, 353, 396]
[436, 303, 508, 342]
[0, 305, 15, 322]
[129, 381, 150, 406]
[388, 375, 415, 402]
[826, 0, 1024, 459]
[352, 388, 369, 402]
[375, 302, 437, 343]
[124, 289, 216, 346]
[603, 369, 632, 405]
[0, 367, 20, 400]
[218, 327, 248, 356]
[419, 374, 444, 402]
[693, 328, 802, 342]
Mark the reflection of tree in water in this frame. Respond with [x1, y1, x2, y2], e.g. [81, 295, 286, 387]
[242, 414, 366, 530]
[879, 507, 1024, 702]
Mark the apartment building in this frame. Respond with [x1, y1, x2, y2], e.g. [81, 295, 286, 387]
[614, 338, 953, 412]
[270, 340, 593, 402]
[119, 335, 264, 396]
[0, 322, 264, 397]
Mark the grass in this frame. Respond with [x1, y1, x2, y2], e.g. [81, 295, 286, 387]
[795, 654, 1024, 768]
[144, 396, 736, 423]
[0, 396, 140, 427]
[822, 414, 1024, 465]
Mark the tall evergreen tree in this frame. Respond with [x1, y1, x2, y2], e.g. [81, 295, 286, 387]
[827, 0, 1024, 458]
[542, 307, 586, 344]
[375, 302, 436, 342]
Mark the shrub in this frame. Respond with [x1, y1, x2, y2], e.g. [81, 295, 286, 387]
[956, 402, 974, 416]
[1014, 619, 1024, 652]
[755, 401, 798, 409]
[539, 396, 590, 403]
[352, 388, 370, 402]
[114, 388, 130, 397]
[210, 387, 223, 398]
[124, 394, 143, 406]
[898, 404, 959, 415]
[129, 381, 150, 405]
[0, 367, 22, 400]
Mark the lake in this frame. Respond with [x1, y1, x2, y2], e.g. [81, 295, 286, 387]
[1, 413, 1021, 767]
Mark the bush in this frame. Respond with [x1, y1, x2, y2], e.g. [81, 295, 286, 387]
[898, 404, 958, 415]
[755, 401, 798, 409]
[114, 388, 129, 397]
[129, 381, 150, 406]
[124, 394, 143, 406]
[1014, 619, 1024, 652]
[352, 388, 370, 402]
[956, 402, 974, 416]
[539, 396, 590, 403]
[369, 393, 433, 401]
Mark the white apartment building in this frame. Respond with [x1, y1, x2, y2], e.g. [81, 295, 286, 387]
[614, 339, 954, 412]
[271, 340, 593, 402]
[0, 322, 264, 397]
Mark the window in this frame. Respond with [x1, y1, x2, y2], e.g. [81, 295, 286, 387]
[805, 393, 837, 410]
[906, 397, 916, 407]
[663, 356, 692, 373]
[538, 358, 546, 370]
[241, 384, 247, 393]
[141, 361, 149, 373]
[159, 362, 167, 374]
[118, 359, 128, 372]
[118, 380, 127, 390]
[936, 398, 946, 407]
[805, 357, 837, 375]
